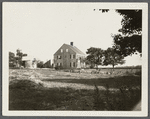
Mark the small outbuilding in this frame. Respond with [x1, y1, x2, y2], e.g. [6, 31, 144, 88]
[22, 56, 37, 69]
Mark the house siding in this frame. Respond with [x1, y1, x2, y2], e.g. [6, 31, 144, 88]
[54, 44, 85, 69]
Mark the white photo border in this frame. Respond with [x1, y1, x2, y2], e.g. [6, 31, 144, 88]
[2, 2, 148, 117]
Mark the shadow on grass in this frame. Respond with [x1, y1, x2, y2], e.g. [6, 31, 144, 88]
[9, 80, 94, 110]
[42, 75, 141, 89]
[9, 75, 141, 111]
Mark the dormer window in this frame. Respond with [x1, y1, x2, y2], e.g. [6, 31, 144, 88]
[61, 49, 63, 53]
[66, 49, 68, 52]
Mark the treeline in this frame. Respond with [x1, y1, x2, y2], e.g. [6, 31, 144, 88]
[85, 10, 142, 68]
[9, 49, 27, 68]
[85, 47, 125, 68]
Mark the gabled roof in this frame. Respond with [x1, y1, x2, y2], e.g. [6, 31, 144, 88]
[64, 44, 85, 55]
[54, 43, 85, 55]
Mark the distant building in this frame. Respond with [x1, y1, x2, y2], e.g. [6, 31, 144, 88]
[43, 60, 51, 68]
[54, 42, 86, 69]
[22, 56, 37, 68]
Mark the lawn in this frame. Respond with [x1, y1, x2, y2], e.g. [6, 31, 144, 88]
[9, 68, 141, 110]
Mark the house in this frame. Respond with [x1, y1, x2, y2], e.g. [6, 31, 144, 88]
[22, 56, 37, 69]
[54, 42, 86, 69]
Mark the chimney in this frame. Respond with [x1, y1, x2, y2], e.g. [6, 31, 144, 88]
[70, 42, 73, 46]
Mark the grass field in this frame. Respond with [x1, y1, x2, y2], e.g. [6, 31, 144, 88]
[9, 68, 141, 110]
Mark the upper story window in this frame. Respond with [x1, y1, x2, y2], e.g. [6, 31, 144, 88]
[73, 62, 75, 67]
[57, 55, 61, 59]
[61, 49, 63, 53]
[66, 49, 68, 52]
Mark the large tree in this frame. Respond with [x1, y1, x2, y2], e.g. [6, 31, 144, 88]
[86, 47, 104, 68]
[117, 10, 142, 35]
[114, 10, 142, 57]
[103, 47, 125, 68]
[113, 34, 141, 57]
[99, 9, 142, 57]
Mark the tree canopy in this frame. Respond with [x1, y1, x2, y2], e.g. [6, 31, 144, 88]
[86, 47, 125, 68]
[117, 10, 142, 35]
[103, 47, 125, 68]
[99, 9, 142, 57]
[113, 34, 141, 56]
[16, 49, 27, 67]
[86, 47, 104, 67]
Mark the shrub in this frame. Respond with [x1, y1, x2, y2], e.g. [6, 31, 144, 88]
[55, 66, 63, 70]
[63, 69, 70, 72]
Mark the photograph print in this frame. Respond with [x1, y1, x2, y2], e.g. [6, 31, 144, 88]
[3, 2, 148, 116]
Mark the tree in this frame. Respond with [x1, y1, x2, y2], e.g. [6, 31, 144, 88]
[113, 10, 142, 57]
[117, 10, 142, 35]
[9, 52, 16, 67]
[16, 49, 27, 67]
[113, 34, 141, 57]
[37, 60, 44, 68]
[86, 47, 104, 68]
[99, 9, 142, 56]
[103, 47, 125, 68]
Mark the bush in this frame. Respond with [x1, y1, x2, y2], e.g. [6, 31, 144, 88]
[55, 66, 63, 70]
[63, 69, 70, 72]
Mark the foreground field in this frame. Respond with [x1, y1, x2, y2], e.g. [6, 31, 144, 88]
[9, 68, 141, 110]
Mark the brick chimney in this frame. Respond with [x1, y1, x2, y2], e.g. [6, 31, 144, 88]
[70, 42, 73, 46]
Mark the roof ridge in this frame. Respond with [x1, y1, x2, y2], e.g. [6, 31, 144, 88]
[55, 43, 85, 55]
[73, 46, 85, 55]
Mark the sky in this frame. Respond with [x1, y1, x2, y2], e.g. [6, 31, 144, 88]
[4, 3, 142, 66]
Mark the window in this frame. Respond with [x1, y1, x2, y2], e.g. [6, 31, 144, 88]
[70, 62, 71, 67]
[61, 49, 63, 53]
[57, 55, 61, 59]
[73, 55, 75, 59]
[73, 62, 75, 67]
[66, 49, 68, 52]
[70, 54, 74, 59]
[57, 63, 58, 66]
[60, 63, 62, 67]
